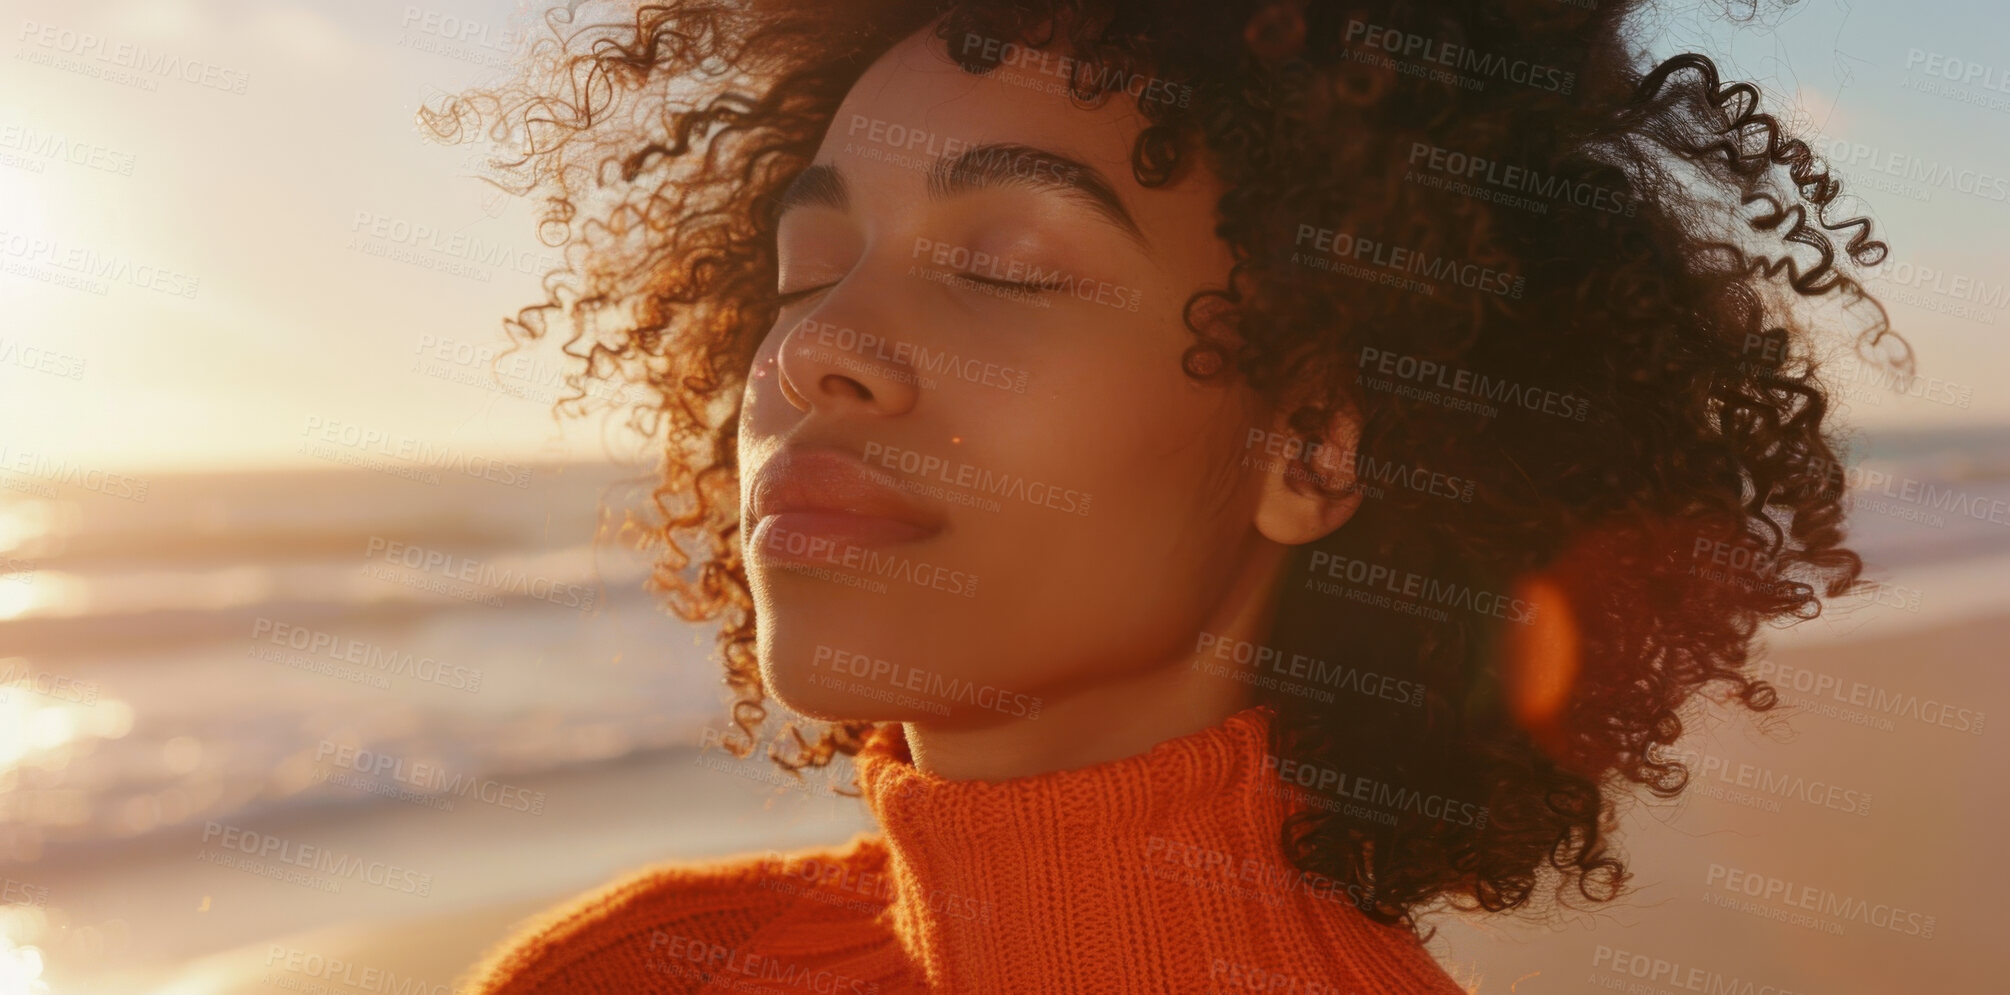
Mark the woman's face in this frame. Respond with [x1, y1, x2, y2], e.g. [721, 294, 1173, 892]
[738, 24, 1312, 729]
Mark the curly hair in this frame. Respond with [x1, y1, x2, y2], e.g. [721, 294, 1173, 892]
[422, 0, 1909, 934]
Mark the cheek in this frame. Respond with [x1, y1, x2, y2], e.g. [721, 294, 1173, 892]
[951, 462, 1241, 691]
[979, 371, 1251, 636]
[1066, 353, 1246, 537]
[737, 341, 790, 440]
[1065, 446, 1241, 588]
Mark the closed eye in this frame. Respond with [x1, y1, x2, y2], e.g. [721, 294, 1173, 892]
[954, 273, 1068, 293]
[778, 272, 1069, 305]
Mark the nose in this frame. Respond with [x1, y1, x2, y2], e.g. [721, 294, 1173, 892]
[771, 287, 924, 417]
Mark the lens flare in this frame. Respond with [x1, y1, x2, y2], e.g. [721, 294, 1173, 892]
[1503, 574, 1579, 758]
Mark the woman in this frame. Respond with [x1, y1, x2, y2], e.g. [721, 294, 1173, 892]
[425, 0, 1902, 991]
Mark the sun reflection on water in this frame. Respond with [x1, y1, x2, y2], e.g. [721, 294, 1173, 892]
[0, 673, 133, 774]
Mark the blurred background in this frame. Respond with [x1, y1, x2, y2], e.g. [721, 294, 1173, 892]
[0, 0, 2003, 991]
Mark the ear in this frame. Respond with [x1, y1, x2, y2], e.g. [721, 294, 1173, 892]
[1249, 403, 1364, 545]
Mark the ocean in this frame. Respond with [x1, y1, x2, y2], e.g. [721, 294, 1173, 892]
[0, 423, 2005, 864]
[0, 459, 729, 868]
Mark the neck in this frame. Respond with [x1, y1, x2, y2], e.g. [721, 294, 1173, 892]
[902, 535, 1288, 781]
[853, 701, 1463, 995]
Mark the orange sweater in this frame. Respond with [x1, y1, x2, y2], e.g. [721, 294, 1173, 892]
[464, 705, 1468, 994]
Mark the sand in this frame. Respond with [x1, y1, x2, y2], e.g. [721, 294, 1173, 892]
[34, 612, 2005, 993]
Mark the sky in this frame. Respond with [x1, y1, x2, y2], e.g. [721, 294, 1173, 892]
[1, 0, 2005, 475]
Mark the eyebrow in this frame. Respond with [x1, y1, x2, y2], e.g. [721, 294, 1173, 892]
[771, 143, 1149, 249]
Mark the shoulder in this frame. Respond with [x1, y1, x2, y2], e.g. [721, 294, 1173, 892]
[461, 831, 890, 995]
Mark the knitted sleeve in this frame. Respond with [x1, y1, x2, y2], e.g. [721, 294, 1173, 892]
[460, 832, 890, 995]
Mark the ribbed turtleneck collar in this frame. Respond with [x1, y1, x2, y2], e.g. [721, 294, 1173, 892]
[853, 704, 1465, 995]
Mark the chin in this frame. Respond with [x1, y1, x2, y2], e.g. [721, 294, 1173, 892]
[762, 662, 875, 722]
[750, 566, 1016, 724]
[756, 612, 903, 723]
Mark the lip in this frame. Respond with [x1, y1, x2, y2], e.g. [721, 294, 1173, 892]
[747, 447, 946, 558]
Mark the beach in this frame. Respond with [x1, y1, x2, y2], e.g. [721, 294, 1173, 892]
[23, 609, 2000, 994]
[2, 425, 2005, 993]
[55, 743, 877, 994]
